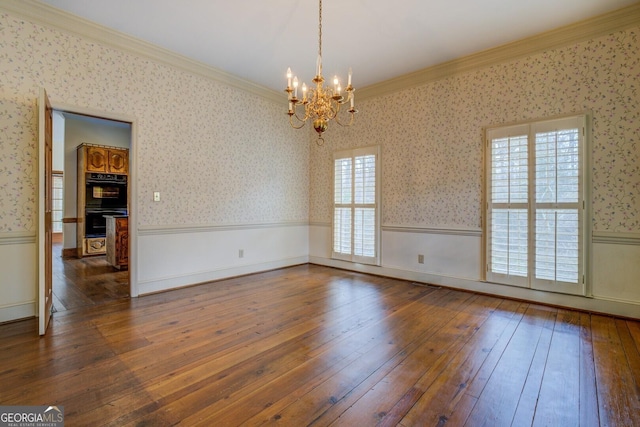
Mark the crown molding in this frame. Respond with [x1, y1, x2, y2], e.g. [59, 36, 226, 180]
[3, 1, 638, 104]
[358, 2, 640, 100]
[0, 0, 282, 103]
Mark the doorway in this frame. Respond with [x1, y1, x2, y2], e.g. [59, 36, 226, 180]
[51, 110, 133, 312]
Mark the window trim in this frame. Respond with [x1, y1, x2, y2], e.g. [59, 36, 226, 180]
[484, 114, 590, 296]
[332, 146, 381, 266]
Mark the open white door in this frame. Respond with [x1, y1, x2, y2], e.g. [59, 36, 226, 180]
[38, 88, 53, 335]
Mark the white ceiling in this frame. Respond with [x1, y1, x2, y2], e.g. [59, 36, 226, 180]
[39, 0, 637, 92]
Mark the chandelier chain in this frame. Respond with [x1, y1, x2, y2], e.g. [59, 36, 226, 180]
[318, 0, 322, 59]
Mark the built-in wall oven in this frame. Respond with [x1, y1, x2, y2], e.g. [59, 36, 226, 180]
[84, 173, 127, 238]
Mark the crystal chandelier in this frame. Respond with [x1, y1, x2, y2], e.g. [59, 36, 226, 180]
[285, 0, 357, 145]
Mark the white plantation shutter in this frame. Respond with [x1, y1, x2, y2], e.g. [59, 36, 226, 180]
[532, 120, 583, 293]
[333, 207, 351, 254]
[333, 147, 379, 265]
[487, 125, 529, 287]
[334, 158, 352, 255]
[490, 209, 528, 280]
[486, 116, 586, 295]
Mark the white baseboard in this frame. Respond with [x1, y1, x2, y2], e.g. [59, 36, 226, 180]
[309, 256, 640, 319]
[0, 301, 36, 324]
[138, 256, 309, 295]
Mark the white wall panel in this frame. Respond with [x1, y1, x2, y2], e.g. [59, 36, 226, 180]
[0, 237, 37, 322]
[592, 241, 640, 304]
[382, 228, 482, 281]
[137, 224, 309, 295]
[309, 223, 332, 259]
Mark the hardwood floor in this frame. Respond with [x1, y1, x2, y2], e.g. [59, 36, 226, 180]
[1, 264, 639, 426]
[52, 242, 129, 312]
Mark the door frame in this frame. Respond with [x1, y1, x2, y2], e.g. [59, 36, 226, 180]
[38, 98, 139, 333]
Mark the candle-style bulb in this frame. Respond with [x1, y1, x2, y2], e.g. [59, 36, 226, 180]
[348, 68, 352, 86]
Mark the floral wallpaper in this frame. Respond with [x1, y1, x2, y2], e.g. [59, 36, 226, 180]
[0, 12, 309, 233]
[310, 27, 640, 233]
[1, 9, 638, 236]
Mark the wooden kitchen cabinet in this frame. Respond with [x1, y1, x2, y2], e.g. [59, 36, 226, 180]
[85, 145, 107, 172]
[82, 144, 128, 174]
[106, 216, 128, 269]
[108, 148, 128, 174]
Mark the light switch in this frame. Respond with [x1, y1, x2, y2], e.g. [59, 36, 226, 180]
[153, 191, 161, 202]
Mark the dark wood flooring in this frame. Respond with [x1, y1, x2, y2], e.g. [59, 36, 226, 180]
[1, 264, 639, 426]
[52, 242, 129, 312]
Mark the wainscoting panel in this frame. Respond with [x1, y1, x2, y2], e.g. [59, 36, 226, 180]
[0, 233, 37, 323]
[381, 226, 483, 281]
[137, 223, 309, 295]
[592, 233, 640, 305]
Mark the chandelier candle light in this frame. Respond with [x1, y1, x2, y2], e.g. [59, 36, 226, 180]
[285, 0, 357, 145]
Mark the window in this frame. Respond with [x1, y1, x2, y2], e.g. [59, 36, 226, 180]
[333, 146, 380, 265]
[486, 116, 586, 295]
[52, 172, 64, 233]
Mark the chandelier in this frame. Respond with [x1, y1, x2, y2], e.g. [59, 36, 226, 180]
[285, 0, 357, 145]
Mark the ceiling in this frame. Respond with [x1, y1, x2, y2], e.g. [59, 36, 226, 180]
[39, 0, 637, 92]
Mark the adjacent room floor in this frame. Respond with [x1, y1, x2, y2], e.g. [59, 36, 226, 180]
[52, 242, 129, 312]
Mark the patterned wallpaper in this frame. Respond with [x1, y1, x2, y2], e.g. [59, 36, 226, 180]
[0, 12, 309, 232]
[310, 27, 640, 233]
[1, 10, 638, 235]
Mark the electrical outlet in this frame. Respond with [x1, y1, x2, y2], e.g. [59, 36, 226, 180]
[418, 254, 424, 264]
[239, 249, 244, 258]
[153, 191, 161, 202]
